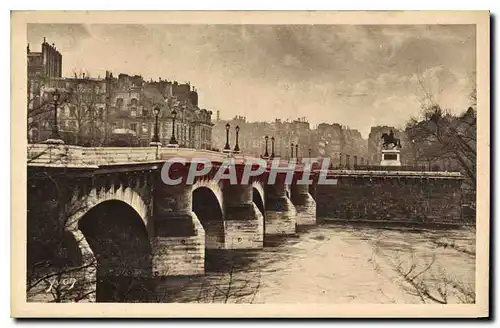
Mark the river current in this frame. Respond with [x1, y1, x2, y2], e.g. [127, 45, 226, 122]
[144, 220, 475, 304]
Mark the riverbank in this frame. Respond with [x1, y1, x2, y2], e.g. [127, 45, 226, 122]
[318, 217, 475, 230]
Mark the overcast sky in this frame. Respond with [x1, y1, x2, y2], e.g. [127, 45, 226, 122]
[27, 24, 476, 138]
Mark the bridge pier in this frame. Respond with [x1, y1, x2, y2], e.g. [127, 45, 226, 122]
[290, 183, 316, 226]
[152, 183, 205, 276]
[223, 184, 264, 249]
[264, 180, 297, 235]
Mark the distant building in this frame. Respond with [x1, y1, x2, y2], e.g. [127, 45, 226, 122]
[315, 123, 368, 167]
[213, 116, 368, 163]
[27, 37, 62, 80]
[107, 77, 212, 148]
[27, 38, 213, 148]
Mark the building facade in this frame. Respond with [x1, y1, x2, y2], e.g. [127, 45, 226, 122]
[212, 116, 368, 164]
[27, 39, 213, 149]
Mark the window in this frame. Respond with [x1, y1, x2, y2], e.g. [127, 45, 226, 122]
[142, 123, 148, 133]
[130, 98, 138, 106]
[70, 107, 76, 117]
[130, 110, 136, 117]
[116, 98, 124, 110]
[98, 107, 104, 120]
[142, 109, 148, 117]
[129, 123, 137, 132]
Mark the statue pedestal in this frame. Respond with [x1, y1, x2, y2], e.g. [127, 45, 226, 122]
[380, 149, 401, 166]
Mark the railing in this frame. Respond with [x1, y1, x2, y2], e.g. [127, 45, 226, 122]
[353, 165, 430, 171]
[26, 143, 260, 168]
[318, 168, 462, 179]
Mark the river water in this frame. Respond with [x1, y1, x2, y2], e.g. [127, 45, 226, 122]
[143, 220, 475, 304]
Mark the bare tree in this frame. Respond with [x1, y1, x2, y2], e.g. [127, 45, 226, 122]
[27, 169, 97, 302]
[368, 232, 475, 304]
[64, 79, 108, 146]
[143, 253, 262, 304]
[27, 75, 109, 146]
[406, 74, 477, 185]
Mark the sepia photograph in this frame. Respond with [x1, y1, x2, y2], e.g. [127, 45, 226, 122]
[11, 10, 489, 318]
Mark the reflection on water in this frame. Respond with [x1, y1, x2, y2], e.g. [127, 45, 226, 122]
[112, 220, 476, 304]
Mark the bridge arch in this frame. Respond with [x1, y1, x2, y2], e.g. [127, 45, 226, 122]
[252, 181, 265, 216]
[77, 199, 153, 302]
[192, 179, 224, 217]
[70, 186, 149, 232]
[192, 185, 225, 249]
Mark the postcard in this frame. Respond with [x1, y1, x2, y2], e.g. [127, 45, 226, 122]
[11, 10, 489, 318]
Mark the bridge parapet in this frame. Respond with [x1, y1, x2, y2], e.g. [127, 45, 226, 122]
[318, 169, 463, 179]
[27, 144, 160, 167]
[27, 144, 249, 168]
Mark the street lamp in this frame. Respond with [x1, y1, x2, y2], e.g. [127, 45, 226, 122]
[271, 136, 275, 158]
[168, 109, 178, 146]
[223, 123, 231, 152]
[308, 148, 312, 158]
[290, 143, 294, 159]
[264, 135, 269, 158]
[150, 105, 161, 145]
[49, 89, 62, 142]
[411, 139, 417, 166]
[234, 125, 240, 153]
[295, 144, 299, 159]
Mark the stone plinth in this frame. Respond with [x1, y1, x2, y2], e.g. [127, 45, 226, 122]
[380, 149, 401, 166]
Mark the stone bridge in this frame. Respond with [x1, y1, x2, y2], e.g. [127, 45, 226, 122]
[27, 144, 318, 301]
[26, 144, 464, 302]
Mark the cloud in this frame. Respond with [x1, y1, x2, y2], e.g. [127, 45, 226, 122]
[27, 24, 476, 138]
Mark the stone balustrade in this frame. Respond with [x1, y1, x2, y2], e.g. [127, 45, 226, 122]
[27, 144, 236, 167]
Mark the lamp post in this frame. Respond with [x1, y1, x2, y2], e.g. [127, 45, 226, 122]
[150, 105, 161, 145]
[223, 123, 231, 152]
[290, 143, 294, 159]
[308, 148, 312, 158]
[295, 144, 299, 159]
[411, 139, 417, 166]
[264, 135, 269, 158]
[234, 125, 240, 153]
[339, 152, 342, 168]
[168, 109, 178, 146]
[271, 136, 275, 158]
[47, 89, 63, 144]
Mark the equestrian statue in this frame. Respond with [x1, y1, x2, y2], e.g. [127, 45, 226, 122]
[381, 130, 402, 150]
